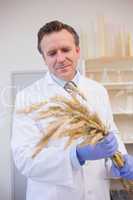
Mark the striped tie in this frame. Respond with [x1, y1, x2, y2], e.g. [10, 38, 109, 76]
[64, 81, 86, 101]
[64, 81, 77, 94]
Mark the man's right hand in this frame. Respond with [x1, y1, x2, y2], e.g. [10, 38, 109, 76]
[76, 132, 118, 165]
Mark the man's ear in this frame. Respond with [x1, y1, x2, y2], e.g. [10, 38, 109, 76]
[76, 47, 80, 58]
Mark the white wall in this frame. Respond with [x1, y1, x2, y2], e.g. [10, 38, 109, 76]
[0, 0, 133, 199]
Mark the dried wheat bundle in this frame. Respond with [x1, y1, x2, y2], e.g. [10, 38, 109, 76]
[17, 84, 133, 192]
[17, 95, 108, 155]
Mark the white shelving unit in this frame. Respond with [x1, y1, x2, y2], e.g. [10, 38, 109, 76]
[84, 57, 133, 143]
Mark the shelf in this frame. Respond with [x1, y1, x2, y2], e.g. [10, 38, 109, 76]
[85, 70, 133, 83]
[84, 57, 133, 144]
[102, 82, 133, 90]
[123, 140, 133, 144]
[113, 111, 133, 116]
[85, 67, 133, 72]
[86, 56, 133, 62]
[85, 56, 133, 68]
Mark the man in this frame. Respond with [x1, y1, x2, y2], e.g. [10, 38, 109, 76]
[11, 20, 133, 200]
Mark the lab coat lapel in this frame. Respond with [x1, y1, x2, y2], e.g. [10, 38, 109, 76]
[43, 72, 71, 99]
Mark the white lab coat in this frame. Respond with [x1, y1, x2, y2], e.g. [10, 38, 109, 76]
[11, 72, 127, 200]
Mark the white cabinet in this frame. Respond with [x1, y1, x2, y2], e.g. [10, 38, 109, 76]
[84, 57, 133, 143]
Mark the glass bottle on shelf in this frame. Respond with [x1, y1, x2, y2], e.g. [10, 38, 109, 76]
[101, 68, 110, 83]
[114, 90, 126, 113]
[126, 90, 133, 113]
[117, 70, 122, 82]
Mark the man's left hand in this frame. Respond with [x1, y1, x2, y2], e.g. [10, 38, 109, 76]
[111, 154, 133, 180]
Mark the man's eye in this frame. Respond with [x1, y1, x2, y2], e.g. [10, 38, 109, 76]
[48, 52, 56, 56]
[62, 48, 71, 52]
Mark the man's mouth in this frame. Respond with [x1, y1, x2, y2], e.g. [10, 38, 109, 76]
[56, 65, 70, 70]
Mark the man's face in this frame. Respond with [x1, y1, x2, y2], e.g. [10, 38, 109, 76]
[40, 29, 80, 81]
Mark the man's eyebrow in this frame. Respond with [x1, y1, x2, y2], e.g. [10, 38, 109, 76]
[47, 49, 56, 54]
[61, 45, 71, 48]
[62, 46, 71, 49]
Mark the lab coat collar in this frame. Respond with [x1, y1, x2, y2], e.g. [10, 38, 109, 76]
[44, 71, 55, 85]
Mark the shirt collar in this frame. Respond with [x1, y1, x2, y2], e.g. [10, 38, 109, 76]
[48, 71, 81, 88]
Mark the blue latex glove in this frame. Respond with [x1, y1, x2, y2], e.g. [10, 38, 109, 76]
[111, 154, 133, 180]
[76, 132, 118, 165]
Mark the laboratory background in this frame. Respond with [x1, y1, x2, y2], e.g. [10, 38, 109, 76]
[0, 0, 133, 200]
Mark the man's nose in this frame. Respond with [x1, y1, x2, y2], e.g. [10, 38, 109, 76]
[56, 52, 65, 63]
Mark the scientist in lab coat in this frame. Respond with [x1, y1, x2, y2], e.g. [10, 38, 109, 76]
[11, 20, 133, 200]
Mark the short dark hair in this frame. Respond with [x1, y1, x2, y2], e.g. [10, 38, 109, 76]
[37, 20, 79, 54]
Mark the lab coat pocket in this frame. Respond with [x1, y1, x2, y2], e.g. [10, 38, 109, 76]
[56, 185, 84, 200]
